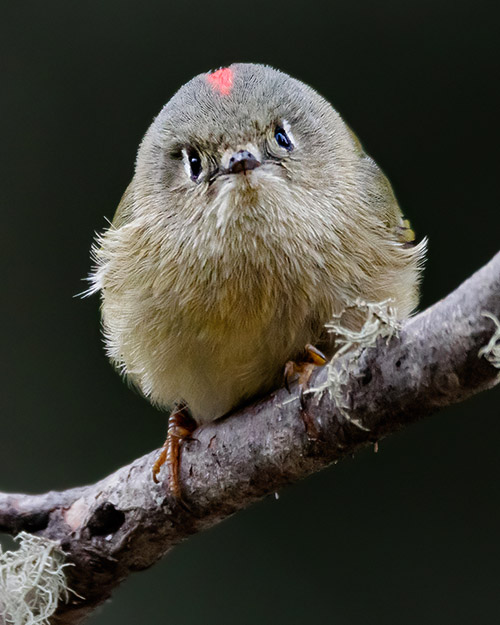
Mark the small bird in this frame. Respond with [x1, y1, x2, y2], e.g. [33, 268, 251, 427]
[90, 63, 425, 496]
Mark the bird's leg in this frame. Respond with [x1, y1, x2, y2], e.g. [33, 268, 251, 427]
[284, 344, 327, 438]
[152, 404, 197, 499]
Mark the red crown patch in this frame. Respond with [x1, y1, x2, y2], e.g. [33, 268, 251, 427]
[206, 67, 234, 96]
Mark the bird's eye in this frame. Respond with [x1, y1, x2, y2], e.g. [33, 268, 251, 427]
[275, 126, 293, 151]
[187, 148, 202, 180]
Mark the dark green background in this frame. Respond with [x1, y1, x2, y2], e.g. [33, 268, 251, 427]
[1, 1, 499, 623]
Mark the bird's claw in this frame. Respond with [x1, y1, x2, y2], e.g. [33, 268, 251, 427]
[284, 344, 327, 397]
[152, 405, 197, 502]
[284, 344, 327, 437]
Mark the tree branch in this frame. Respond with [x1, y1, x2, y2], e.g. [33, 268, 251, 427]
[1, 251, 499, 624]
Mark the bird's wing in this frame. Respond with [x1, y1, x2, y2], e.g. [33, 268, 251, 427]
[111, 182, 135, 229]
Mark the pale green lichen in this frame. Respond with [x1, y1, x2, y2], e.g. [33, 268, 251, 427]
[0, 532, 75, 625]
[324, 298, 400, 357]
[479, 312, 500, 370]
[309, 299, 400, 428]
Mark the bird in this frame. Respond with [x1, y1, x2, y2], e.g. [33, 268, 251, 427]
[89, 63, 426, 497]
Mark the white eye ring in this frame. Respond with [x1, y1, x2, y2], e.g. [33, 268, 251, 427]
[181, 148, 192, 179]
[274, 119, 296, 151]
[182, 148, 202, 181]
[282, 119, 296, 147]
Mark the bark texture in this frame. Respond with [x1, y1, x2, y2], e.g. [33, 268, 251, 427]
[1, 251, 499, 624]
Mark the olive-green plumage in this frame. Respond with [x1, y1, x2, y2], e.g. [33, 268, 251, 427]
[91, 63, 425, 423]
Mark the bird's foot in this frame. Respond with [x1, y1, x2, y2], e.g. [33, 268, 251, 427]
[152, 404, 197, 501]
[284, 344, 327, 403]
[284, 344, 327, 438]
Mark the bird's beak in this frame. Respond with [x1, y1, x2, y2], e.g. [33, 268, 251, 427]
[226, 150, 261, 174]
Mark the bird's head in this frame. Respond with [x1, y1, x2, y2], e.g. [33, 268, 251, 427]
[131, 63, 364, 236]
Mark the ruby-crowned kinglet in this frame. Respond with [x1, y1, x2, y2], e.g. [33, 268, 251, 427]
[90, 63, 425, 432]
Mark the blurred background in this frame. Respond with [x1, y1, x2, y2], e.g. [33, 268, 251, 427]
[1, 0, 499, 623]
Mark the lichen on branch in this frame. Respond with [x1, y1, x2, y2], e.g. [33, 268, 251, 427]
[0, 532, 76, 625]
[479, 312, 500, 369]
